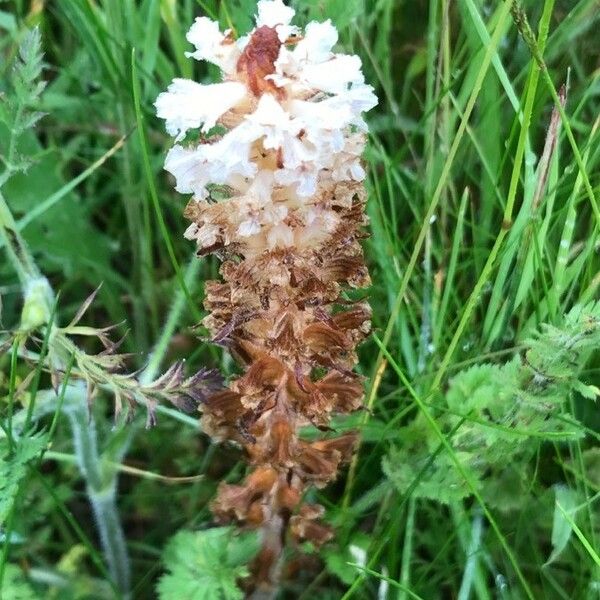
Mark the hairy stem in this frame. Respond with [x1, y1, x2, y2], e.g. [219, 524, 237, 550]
[67, 395, 131, 597]
[0, 188, 39, 284]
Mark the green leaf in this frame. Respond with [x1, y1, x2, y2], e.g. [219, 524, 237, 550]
[157, 527, 259, 600]
[1, 564, 37, 599]
[545, 485, 578, 565]
[572, 380, 600, 401]
[0, 10, 17, 33]
[525, 301, 600, 382]
[385, 304, 600, 506]
[382, 418, 473, 504]
[324, 534, 370, 585]
[0, 431, 48, 525]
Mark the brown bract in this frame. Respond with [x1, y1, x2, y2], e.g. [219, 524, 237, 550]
[190, 177, 371, 591]
[237, 25, 283, 98]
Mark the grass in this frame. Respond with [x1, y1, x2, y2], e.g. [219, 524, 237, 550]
[1, 0, 600, 598]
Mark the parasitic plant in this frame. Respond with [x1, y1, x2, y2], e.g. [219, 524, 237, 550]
[156, 0, 377, 591]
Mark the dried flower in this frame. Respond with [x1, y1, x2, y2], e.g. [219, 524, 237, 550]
[156, 0, 376, 591]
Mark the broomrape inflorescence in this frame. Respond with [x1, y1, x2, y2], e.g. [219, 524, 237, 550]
[156, 0, 377, 591]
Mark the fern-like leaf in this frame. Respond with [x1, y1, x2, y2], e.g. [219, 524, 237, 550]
[0, 27, 47, 181]
[157, 527, 259, 600]
[384, 304, 599, 506]
[0, 431, 48, 524]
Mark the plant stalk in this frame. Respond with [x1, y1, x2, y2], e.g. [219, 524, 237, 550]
[67, 394, 131, 597]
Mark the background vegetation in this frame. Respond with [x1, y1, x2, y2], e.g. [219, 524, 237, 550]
[1, 0, 599, 598]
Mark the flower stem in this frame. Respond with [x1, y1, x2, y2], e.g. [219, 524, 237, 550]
[66, 389, 131, 597]
[0, 188, 39, 284]
[0, 188, 54, 330]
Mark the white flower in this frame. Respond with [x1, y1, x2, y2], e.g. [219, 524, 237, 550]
[264, 204, 288, 225]
[293, 20, 338, 63]
[164, 124, 258, 199]
[238, 218, 261, 237]
[330, 134, 367, 181]
[289, 97, 353, 135]
[184, 222, 220, 248]
[256, 0, 295, 28]
[275, 165, 318, 197]
[267, 223, 294, 248]
[155, 79, 246, 141]
[301, 55, 365, 94]
[185, 17, 239, 73]
[256, 0, 298, 42]
[343, 85, 379, 127]
[156, 1, 378, 210]
[246, 94, 303, 150]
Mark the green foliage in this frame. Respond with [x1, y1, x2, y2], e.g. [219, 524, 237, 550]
[1, 564, 36, 600]
[0, 432, 47, 525]
[293, 0, 363, 30]
[0, 27, 46, 182]
[324, 534, 371, 586]
[157, 527, 259, 600]
[384, 303, 600, 506]
[526, 302, 600, 388]
[546, 485, 579, 566]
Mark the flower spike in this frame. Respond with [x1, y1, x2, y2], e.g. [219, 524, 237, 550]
[156, 1, 377, 592]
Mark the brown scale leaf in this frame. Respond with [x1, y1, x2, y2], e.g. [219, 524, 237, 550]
[186, 137, 372, 588]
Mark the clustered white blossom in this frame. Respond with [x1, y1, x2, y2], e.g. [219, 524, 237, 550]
[155, 0, 377, 253]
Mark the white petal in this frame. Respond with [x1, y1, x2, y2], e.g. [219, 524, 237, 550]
[351, 162, 366, 180]
[164, 125, 259, 198]
[290, 97, 353, 131]
[282, 136, 316, 169]
[155, 79, 246, 140]
[196, 224, 220, 247]
[302, 54, 364, 94]
[185, 17, 239, 73]
[183, 223, 200, 239]
[238, 219, 261, 236]
[275, 24, 300, 42]
[246, 94, 302, 149]
[267, 223, 294, 248]
[186, 17, 222, 53]
[270, 46, 298, 85]
[345, 83, 379, 114]
[293, 20, 338, 63]
[248, 170, 275, 205]
[164, 145, 210, 197]
[275, 167, 317, 197]
[263, 204, 288, 224]
[332, 157, 366, 182]
[256, 0, 295, 28]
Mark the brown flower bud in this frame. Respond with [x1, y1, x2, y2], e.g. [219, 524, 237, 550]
[237, 26, 283, 98]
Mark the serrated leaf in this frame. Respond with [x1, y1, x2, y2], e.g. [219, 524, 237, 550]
[157, 527, 259, 600]
[0, 432, 48, 524]
[545, 485, 578, 565]
[382, 422, 474, 504]
[385, 304, 600, 507]
[572, 380, 600, 401]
